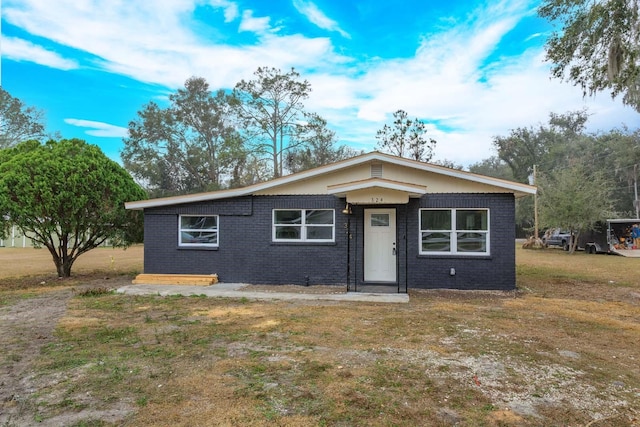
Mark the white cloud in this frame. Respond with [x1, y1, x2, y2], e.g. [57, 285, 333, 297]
[292, 0, 350, 38]
[525, 32, 544, 41]
[3, 0, 637, 167]
[223, 4, 239, 22]
[207, 0, 239, 22]
[238, 10, 271, 33]
[1, 36, 78, 70]
[64, 119, 129, 138]
[2, 1, 350, 89]
[306, 0, 638, 165]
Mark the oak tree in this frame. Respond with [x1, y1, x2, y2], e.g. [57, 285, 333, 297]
[492, 110, 588, 183]
[537, 162, 614, 253]
[0, 87, 46, 148]
[122, 77, 245, 196]
[539, 0, 640, 112]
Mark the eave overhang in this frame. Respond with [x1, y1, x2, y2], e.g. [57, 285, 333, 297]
[125, 151, 537, 210]
[327, 178, 427, 198]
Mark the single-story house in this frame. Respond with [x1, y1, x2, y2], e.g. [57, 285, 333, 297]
[125, 152, 536, 292]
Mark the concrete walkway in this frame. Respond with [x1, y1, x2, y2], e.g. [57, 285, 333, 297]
[116, 282, 409, 303]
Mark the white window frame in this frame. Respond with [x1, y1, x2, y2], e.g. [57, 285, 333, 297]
[272, 209, 335, 242]
[178, 215, 219, 247]
[419, 208, 490, 255]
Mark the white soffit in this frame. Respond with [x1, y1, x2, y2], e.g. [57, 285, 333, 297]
[327, 178, 427, 196]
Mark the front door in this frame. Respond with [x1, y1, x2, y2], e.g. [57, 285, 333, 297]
[364, 208, 397, 282]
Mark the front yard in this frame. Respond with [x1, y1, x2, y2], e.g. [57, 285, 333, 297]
[0, 245, 638, 426]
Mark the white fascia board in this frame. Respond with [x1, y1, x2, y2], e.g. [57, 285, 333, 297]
[125, 151, 536, 210]
[125, 188, 252, 210]
[126, 154, 382, 210]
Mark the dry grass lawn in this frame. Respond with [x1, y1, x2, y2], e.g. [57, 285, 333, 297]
[0, 244, 639, 426]
[0, 245, 144, 278]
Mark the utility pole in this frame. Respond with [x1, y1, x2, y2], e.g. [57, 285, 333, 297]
[634, 164, 639, 219]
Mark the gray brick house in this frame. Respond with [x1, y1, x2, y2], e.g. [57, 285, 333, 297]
[125, 152, 536, 292]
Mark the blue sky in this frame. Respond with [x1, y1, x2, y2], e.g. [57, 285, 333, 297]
[1, 0, 638, 166]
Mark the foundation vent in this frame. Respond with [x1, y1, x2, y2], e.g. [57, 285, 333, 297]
[370, 163, 383, 178]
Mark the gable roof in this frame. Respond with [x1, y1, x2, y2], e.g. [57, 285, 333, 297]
[125, 151, 536, 210]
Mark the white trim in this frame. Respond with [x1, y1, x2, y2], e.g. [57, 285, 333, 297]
[178, 215, 219, 247]
[272, 209, 335, 243]
[419, 208, 490, 256]
[126, 151, 536, 210]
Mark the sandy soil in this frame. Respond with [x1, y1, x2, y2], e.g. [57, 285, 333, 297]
[0, 246, 142, 426]
[0, 275, 135, 426]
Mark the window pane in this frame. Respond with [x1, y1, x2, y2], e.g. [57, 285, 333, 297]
[307, 226, 333, 240]
[181, 216, 217, 229]
[421, 232, 451, 252]
[456, 210, 487, 231]
[182, 231, 218, 244]
[306, 210, 333, 224]
[371, 213, 389, 227]
[275, 210, 302, 224]
[421, 210, 451, 230]
[275, 226, 301, 239]
[457, 232, 486, 252]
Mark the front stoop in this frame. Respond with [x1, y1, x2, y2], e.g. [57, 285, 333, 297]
[132, 274, 219, 286]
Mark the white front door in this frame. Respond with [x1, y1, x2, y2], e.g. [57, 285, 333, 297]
[364, 209, 396, 282]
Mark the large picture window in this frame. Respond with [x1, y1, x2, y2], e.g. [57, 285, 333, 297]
[273, 209, 335, 242]
[179, 215, 218, 247]
[419, 209, 489, 255]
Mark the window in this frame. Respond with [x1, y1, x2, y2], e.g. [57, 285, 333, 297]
[179, 215, 218, 247]
[370, 213, 390, 227]
[273, 209, 334, 242]
[419, 209, 489, 255]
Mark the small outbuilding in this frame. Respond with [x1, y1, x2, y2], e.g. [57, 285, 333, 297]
[125, 152, 536, 292]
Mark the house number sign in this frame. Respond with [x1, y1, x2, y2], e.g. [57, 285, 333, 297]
[347, 190, 409, 205]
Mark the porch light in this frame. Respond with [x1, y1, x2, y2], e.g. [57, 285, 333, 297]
[341, 202, 352, 215]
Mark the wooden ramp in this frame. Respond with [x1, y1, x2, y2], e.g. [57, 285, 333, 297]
[132, 274, 219, 286]
[611, 249, 640, 258]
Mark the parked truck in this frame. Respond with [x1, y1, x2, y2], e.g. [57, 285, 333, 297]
[542, 228, 573, 251]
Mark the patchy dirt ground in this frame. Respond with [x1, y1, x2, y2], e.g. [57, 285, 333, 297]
[0, 275, 134, 426]
[0, 247, 141, 426]
[1, 246, 639, 426]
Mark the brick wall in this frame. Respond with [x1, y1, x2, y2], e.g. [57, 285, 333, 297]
[143, 193, 516, 290]
[405, 193, 516, 290]
[144, 195, 348, 285]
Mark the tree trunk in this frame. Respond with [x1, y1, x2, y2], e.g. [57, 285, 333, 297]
[569, 231, 580, 254]
[54, 256, 74, 277]
[272, 134, 280, 178]
[49, 245, 75, 277]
